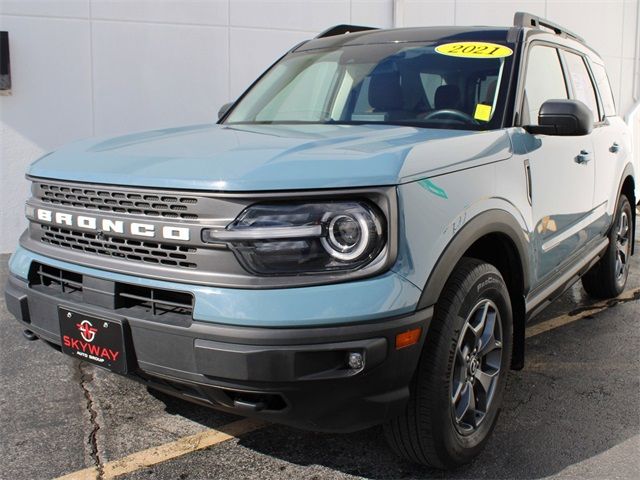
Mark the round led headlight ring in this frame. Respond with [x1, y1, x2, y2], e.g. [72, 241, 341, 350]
[321, 211, 371, 261]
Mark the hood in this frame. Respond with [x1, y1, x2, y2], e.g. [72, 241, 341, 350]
[29, 123, 512, 191]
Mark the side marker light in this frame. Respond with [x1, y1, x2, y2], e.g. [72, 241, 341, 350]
[395, 327, 422, 350]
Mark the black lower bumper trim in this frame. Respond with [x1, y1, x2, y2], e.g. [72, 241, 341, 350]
[5, 272, 432, 432]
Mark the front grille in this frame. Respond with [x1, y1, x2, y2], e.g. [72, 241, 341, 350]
[37, 182, 200, 220]
[30, 263, 194, 322]
[41, 225, 198, 269]
[26, 178, 255, 286]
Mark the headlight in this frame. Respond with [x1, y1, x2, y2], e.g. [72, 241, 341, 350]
[202, 201, 386, 275]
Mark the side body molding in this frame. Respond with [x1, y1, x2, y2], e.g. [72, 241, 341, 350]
[417, 209, 531, 309]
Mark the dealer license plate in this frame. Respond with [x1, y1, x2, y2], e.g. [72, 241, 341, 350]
[58, 307, 127, 373]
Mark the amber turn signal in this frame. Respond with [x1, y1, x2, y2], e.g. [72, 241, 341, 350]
[395, 327, 422, 350]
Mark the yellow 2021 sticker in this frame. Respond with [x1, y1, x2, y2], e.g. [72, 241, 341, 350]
[435, 42, 513, 59]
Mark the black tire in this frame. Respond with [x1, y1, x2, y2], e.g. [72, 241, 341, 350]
[582, 195, 633, 299]
[384, 258, 513, 469]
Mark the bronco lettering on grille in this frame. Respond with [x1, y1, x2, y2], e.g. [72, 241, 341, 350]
[33, 208, 190, 241]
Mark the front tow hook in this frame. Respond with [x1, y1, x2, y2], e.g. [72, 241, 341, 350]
[23, 329, 39, 341]
[233, 399, 267, 412]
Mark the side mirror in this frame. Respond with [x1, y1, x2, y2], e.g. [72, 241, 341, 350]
[218, 102, 234, 120]
[524, 99, 593, 136]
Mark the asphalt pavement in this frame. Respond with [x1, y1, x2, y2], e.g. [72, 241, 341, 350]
[1, 233, 639, 480]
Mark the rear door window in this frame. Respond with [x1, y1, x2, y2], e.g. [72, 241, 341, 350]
[562, 51, 600, 122]
[590, 62, 616, 117]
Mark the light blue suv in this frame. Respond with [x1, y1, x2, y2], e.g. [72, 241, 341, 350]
[5, 13, 635, 468]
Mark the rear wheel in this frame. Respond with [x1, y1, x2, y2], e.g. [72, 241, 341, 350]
[384, 258, 512, 469]
[582, 195, 633, 299]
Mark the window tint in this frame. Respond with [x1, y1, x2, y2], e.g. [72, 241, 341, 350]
[419, 73, 445, 108]
[478, 74, 499, 106]
[563, 51, 599, 121]
[523, 46, 568, 125]
[590, 62, 616, 117]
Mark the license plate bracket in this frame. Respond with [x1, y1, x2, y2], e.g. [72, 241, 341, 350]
[58, 307, 128, 374]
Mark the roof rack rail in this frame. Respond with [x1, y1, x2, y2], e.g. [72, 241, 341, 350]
[514, 11, 585, 43]
[316, 24, 378, 39]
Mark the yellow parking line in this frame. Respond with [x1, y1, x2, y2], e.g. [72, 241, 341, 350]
[526, 287, 639, 338]
[55, 418, 268, 480]
[56, 286, 638, 479]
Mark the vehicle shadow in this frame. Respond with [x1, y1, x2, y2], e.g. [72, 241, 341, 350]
[152, 238, 640, 479]
[153, 358, 637, 480]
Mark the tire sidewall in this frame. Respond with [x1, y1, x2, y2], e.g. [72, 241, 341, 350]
[433, 265, 513, 465]
[610, 196, 633, 292]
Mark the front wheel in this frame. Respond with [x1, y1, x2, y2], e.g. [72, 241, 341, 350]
[384, 258, 512, 469]
[582, 195, 633, 299]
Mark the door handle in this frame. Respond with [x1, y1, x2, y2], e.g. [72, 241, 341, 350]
[575, 150, 592, 164]
[610, 142, 621, 153]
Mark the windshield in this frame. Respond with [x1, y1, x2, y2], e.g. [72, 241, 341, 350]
[224, 41, 514, 130]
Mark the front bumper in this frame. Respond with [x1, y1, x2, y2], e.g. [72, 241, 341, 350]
[8, 245, 422, 328]
[5, 269, 432, 432]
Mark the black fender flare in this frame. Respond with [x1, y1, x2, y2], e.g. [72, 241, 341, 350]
[417, 209, 531, 309]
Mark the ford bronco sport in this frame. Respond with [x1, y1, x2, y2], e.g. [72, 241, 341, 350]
[5, 12, 636, 468]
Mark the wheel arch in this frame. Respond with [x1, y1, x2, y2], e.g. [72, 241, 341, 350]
[617, 164, 635, 255]
[417, 209, 531, 369]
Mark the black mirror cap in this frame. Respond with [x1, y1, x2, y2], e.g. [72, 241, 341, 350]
[218, 102, 234, 121]
[525, 99, 593, 136]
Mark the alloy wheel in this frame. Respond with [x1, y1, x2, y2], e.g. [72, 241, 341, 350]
[450, 299, 503, 435]
[615, 210, 631, 282]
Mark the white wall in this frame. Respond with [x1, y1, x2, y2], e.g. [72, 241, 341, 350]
[0, 0, 638, 253]
[627, 101, 640, 201]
